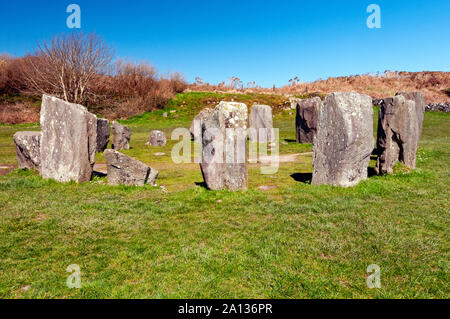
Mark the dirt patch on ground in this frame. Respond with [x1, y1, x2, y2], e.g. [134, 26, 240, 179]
[0, 164, 16, 176]
[250, 152, 312, 164]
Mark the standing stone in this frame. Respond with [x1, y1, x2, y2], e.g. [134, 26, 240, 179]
[295, 97, 321, 143]
[13, 131, 41, 171]
[104, 149, 158, 186]
[249, 104, 274, 143]
[40, 95, 97, 183]
[312, 92, 374, 187]
[147, 130, 166, 146]
[96, 118, 110, 152]
[190, 108, 212, 141]
[395, 92, 426, 136]
[200, 101, 248, 191]
[112, 121, 131, 150]
[375, 94, 422, 174]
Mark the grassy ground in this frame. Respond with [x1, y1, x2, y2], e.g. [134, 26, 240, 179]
[0, 93, 448, 298]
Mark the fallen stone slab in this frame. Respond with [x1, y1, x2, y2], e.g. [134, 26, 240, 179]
[96, 118, 110, 152]
[112, 121, 131, 150]
[104, 149, 158, 186]
[249, 104, 274, 143]
[40, 95, 97, 183]
[312, 92, 374, 187]
[146, 130, 166, 146]
[13, 131, 41, 171]
[200, 101, 248, 190]
[375, 94, 422, 174]
[295, 97, 321, 143]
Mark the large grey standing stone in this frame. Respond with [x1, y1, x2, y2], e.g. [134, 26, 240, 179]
[147, 130, 166, 146]
[40, 95, 97, 183]
[312, 92, 374, 187]
[375, 94, 422, 174]
[104, 149, 158, 186]
[190, 108, 212, 141]
[96, 118, 110, 152]
[395, 92, 426, 136]
[200, 101, 248, 191]
[112, 121, 131, 150]
[249, 104, 274, 143]
[13, 131, 41, 171]
[295, 97, 321, 143]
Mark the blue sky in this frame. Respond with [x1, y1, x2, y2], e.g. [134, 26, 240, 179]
[0, 0, 449, 86]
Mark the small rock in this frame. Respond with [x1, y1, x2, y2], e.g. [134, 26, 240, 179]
[258, 185, 277, 191]
[112, 121, 131, 150]
[160, 185, 168, 193]
[147, 130, 167, 146]
[162, 112, 168, 118]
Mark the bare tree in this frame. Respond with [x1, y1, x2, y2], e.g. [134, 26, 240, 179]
[20, 32, 114, 104]
[0, 54, 10, 92]
[229, 76, 243, 90]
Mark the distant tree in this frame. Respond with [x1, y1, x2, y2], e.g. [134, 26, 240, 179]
[20, 32, 114, 104]
[289, 76, 300, 87]
[194, 77, 203, 86]
[246, 81, 257, 89]
[229, 77, 243, 90]
[0, 54, 10, 92]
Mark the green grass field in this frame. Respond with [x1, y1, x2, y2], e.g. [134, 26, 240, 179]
[0, 93, 448, 298]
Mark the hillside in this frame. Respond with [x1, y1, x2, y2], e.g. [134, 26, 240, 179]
[190, 71, 450, 104]
[1, 71, 449, 125]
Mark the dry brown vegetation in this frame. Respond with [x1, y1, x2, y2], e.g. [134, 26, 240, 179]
[0, 32, 187, 124]
[189, 71, 450, 103]
[1, 32, 449, 124]
[92, 61, 187, 119]
[0, 102, 40, 124]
